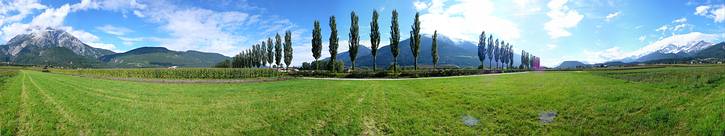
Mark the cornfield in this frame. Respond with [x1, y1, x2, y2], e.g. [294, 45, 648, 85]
[51, 68, 285, 79]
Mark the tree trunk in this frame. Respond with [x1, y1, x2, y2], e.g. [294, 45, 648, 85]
[393, 58, 397, 72]
[372, 56, 376, 71]
[488, 59, 492, 69]
[351, 61, 355, 71]
[414, 58, 418, 70]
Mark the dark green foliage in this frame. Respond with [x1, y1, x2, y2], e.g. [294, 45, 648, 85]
[312, 20, 323, 70]
[329, 16, 339, 71]
[275, 33, 283, 68]
[348, 11, 360, 71]
[261, 42, 268, 67]
[410, 12, 421, 70]
[13, 47, 104, 68]
[390, 10, 400, 72]
[214, 59, 231, 68]
[284, 31, 293, 68]
[493, 39, 500, 69]
[370, 10, 381, 71]
[477, 31, 486, 69]
[267, 38, 274, 66]
[432, 30, 438, 69]
[487, 35, 494, 69]
[299, 60, 344, 72]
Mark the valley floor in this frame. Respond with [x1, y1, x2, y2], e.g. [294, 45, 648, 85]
[0, 66, 723, 135]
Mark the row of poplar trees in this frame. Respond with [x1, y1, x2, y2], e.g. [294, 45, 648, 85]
[477, 31, 514, 70]
[476, 31, 539, 70]
[310, 10, 432, 72]
[222, 31, 294, 69]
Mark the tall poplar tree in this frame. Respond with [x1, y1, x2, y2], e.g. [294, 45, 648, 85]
[329, 16, 339, 71]
[284, 30, 293, 69]
[432, 30, 439, 69]
[311, 20, 322, 70]
[266, 38, 274, 67]
[390, 10, 400, 72]
[369, 10, 381, 71]
[274, 33, 282, 68]
[410, 12, 421, 70]
[348, 11, 360, 71]
[478, 31, 486, 69]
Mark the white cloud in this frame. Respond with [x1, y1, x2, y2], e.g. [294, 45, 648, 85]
[694, 4, 725, 23]
[605, 11, 620, 22]
[544, 0, 583, 39]
[96, 24, 132, 35]
[673, 17, 687, 23]
[672, 23, 688, 31]
[546, 44, 557, 49]
[695, 5, 711, 15]
[416, 0, 521, 43]
[655, 25, 668, 33]
[413, 0, 429, 11]
[638, 35, 646, 42]
[132, 10, 145, 17]
[0, 0, 47, 25]
[512, 0, 542, 16]
[582, 47, 626, 63]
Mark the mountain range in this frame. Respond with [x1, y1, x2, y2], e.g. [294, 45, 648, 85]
[0, 28, 228, 68]
[556, 61, 588, 69]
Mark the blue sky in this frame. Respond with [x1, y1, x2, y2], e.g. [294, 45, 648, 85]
[1, 0, 724, 66]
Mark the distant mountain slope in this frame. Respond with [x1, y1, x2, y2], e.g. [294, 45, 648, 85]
[556, 61, 588, 69]
[693, 42, 725, 59]
[100, 47, 229, 67]
[326, 35, 521, 68]
[0, 28, 114, 67]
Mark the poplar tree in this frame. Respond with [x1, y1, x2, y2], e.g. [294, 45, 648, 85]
[348, 11, 360, 71]
[410, 12, 421, 70]
[274, 33, 282, 68]
[487, 35, 494, 69]
[390, 10, 400, 72]
[477, 31, 486, 69]
[369, 10, 381, 71]
[312, 20, 322, 70]
[284, 30, 293, 69]
[266, 38, 274, 67]
[432, 30, 439, 69]
[329, 16, 339, 71]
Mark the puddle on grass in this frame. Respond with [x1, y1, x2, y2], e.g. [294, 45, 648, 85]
[461, 114, 479, 127]
[539, 111, 557, 124]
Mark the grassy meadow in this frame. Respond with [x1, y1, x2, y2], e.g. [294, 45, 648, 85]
[0, 66, 723, 135]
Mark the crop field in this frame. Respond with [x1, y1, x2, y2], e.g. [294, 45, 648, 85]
[50, 68, 284, 79]
[0, 66, 723, 135]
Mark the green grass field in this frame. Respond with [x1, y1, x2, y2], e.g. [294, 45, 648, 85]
[0, 66, 723, 135]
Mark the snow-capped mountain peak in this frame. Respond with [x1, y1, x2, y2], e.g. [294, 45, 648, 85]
[628, 32, 721, 59]
[656, 40, 714, 54]
[2, 28, 114, 58]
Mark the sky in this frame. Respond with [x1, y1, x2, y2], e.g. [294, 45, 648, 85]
[1, 0, 724, 67]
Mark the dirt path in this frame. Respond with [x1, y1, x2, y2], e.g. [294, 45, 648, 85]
[301, 72, 530, 81]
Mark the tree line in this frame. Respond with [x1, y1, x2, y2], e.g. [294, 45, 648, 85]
[216, 31, 294, 69]
[308, 9, 541, 72]
[220, 9, 542, 71]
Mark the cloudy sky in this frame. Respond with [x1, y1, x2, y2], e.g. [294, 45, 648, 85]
[1, 0, 724, 66]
